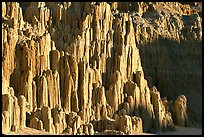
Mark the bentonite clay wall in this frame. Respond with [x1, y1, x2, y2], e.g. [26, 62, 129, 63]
[134, 2, 202, 127]
[2, 2, 201, 134]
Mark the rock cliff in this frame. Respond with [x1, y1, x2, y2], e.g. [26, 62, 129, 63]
[2, 2, 202, 134]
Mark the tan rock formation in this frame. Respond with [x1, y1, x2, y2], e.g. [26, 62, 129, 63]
[132, 116, 143, 133]
[174, 95, 188, 127]
[18, 95, 26, 128]
[119, 115, 133, 134]
[88, 123, 94, 135]
[11, 125, 19, 132]
[150, 86, 175, 131]
[2, 111, 10, 134]
[30, 117, 39, 130]
[2, 2, 201, 135]
[13, 97, 20, 128]
[62, 126, 72, 134]
[41, 106, 52, 132]
[38, 120, 44, 131]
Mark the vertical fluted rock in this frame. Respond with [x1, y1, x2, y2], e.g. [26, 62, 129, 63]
[75, 115, 82, 130]
[88, 70, 93, 108]
[162, 111, 175, 131]
[123, 102, 130, 115]
[18, 95, 26, 128]
[2, 2, 199, 134]
[63, 59, 73, 114]
[67, 111, 77, 127]
[150, 86, 172, 131]
[41, 106, 52, 132]
[132, 116, 143, 133]
[140, 89, 147, 129]
[53, 71, 61, 108]
[30, 117, 39, 130]
[106, 85, 118, 111]
[59, 51, 65, 103]
[25, 2, 50, 35]
[60, 111, 67, 132]
[174, 95, 188, 127]
[38, 120, 44, 130]
[11, 125, 19, 132]
[92, 83, 98, 106]
[2, 72, 9, 95]
[2, 111, 10, 134]
[135, 71, 147, 90]
[70, 56, 79, 112]
[51, 50, 60, 74]
[93, 68, 102, 85]
[95, 103, 102, 121]
[113, 113, 120, 127]
[53, 114, 61, 134]
[88, 123, 94, 135]
[2, 2, 19, 86]
[72, 120, 77, 135]
[1, 92, 14, 132]
[114, 70, 124, 107]
[19, 69, 31, 109]
[2, 94, 13, 129]
[77, 124, 83, 135]
[71, 90, 79, 112]
[18, 41, 32, 82]
[101, 105, 107, 120]
[83, 125, 89, 135]
[63, 126, 73, 134]
[162, 98, 169, 112]
[150, 86, 162, 130]
[78, 60, 89, 110]
[13, 97, 20, 128]
[127, 96, 134, 115]
[142, 86, 153, 132]
[120, 115, 132, 134]
[96, 86, 107, 106]
[78, 110, 85, 125]
[42, 32, 52, 70]
[145, 87, 151, 106]
[86, 107, 91, 123]
[24, 70, 33, 112]
[30, 117, 43, 130]
[37, 75, 48, 108]
[24, 2, 39, 23]
[45, 70, 55, 109]
[2, 2, 6, 17]
[32, 108, 41, 121]
[134, 84, 141, 116]
[50, 123, 55, 134]
[126, 47, 133, 80]
[32, 81, 37, 111]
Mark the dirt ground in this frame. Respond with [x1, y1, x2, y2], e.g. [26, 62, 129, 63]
[155, 126, 202, 135]
[5, 126, 202, 135]
[132, 126, 202, 135]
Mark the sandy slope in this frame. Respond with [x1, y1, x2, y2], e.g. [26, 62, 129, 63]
[5, 127, 56, 135]
[134, 126, 202, 135]
[5, 126, 202, 135]
[156, 126, 202, 135]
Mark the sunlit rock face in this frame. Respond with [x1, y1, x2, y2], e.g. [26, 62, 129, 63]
[2, 2, 202, 134]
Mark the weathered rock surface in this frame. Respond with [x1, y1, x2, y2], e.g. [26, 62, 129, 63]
[173, 95, 188, 127]
[134, 2, 202, 126]
[2, 2, 201, 134]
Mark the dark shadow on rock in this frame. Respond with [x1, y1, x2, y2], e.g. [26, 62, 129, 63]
[138, 36, 202, 127]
